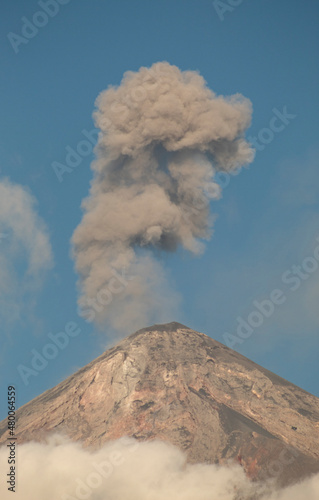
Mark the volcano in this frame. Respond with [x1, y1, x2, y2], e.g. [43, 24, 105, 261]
[1, 322, 319, 487]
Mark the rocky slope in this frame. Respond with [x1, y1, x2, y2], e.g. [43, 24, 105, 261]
[1, 322, 319, 487]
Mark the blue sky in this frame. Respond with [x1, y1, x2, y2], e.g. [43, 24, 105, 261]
[0, 0, 318, 418]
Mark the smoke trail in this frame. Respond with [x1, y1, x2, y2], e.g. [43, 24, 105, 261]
[72, 62, 254, 333]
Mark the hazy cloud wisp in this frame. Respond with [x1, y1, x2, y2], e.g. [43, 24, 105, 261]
[0, 179, 53, 328]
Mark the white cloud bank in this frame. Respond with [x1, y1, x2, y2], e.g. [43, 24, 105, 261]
[0, 435, 318, 500]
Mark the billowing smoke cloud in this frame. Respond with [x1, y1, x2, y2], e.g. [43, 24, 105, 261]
[72, 62, 254, 333]
[0, 178, 53, 328]
[1, 436, 318, 500]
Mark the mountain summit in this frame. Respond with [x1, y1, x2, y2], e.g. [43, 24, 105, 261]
[1, 322, 319, 487]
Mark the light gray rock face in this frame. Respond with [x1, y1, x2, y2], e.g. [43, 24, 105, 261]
[1, 322, 319, 486]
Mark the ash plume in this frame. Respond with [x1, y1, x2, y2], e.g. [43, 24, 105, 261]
[72, 62, 254, 333]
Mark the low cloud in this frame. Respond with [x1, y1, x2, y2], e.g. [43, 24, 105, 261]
[0, 435, 318, 499]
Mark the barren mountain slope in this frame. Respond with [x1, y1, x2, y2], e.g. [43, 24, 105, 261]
[1, 322, 319, 487]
